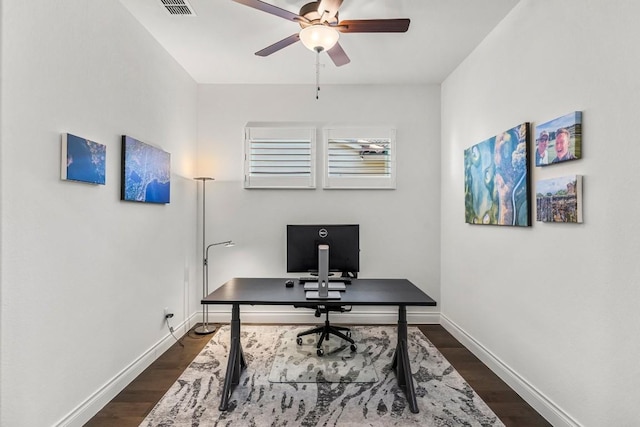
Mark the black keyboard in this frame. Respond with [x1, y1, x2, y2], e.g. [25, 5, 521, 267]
[298, 276, 352, 284]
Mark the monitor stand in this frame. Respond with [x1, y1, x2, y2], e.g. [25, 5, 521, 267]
[305, 290, 341, 300]
[303, 282, 346, 291]
[316, 244, 330, 298]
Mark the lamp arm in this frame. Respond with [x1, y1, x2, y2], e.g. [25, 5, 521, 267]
[204, 240, 233, 265]
[203, 240, 233, 305]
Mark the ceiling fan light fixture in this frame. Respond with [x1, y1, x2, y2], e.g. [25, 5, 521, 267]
[299, 25, 339, 52]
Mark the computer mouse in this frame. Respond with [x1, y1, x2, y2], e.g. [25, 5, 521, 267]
[285, 280, 294, 288]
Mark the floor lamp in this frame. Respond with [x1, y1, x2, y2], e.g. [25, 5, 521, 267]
[194, 177, 235, 335]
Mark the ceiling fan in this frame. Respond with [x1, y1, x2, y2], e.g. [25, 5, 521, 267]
[232, 0, 410, 66]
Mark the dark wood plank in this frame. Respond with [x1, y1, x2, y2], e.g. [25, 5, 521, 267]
[86, 324, 551, 427]
[417, 325, 552, 427]
[85, 326, 216, 427]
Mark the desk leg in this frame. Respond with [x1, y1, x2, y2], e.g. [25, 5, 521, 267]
[219, 303, 246, 411]
[391, 305, 419, 413]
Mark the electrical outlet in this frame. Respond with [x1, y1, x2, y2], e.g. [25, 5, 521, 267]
[164, 307, 174, 319]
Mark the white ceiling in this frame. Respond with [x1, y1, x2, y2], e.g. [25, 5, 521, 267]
[119, 0, 520, 85]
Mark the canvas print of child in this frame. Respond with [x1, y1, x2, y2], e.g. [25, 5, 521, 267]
[534, 111, 582, 166]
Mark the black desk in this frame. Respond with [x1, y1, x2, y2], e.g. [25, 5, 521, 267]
[202, 277, 437, 413]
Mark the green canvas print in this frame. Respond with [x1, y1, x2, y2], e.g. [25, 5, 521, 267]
[464, 123, 530, 226]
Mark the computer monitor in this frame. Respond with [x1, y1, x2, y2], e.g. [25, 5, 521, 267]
[287, 224, 359, 276]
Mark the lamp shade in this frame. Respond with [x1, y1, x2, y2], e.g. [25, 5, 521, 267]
[299, 25, 339, 52]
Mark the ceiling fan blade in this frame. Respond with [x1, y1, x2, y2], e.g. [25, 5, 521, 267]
[255, 33, 300, 57]
[232, 0, 303, 23]
[317, 0, 343, 22]
[327, 42, 350, 67]
[336, 19, 410, 33]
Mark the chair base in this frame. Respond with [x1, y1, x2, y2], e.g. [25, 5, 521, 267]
[296, 319, 356, 356]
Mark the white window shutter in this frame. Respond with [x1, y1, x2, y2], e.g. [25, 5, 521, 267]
[323, 127, 396, 189]
[244, 127, 316, 189]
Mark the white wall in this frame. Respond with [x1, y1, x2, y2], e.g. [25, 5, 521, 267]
[197, 84, 441, 323]
[441, 1, 640, 426]
[12, 1, 637, 425]
[0, 1, 198, 426]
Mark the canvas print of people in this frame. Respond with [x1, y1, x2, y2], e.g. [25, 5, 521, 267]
[536, 175, 583, 223]
[464, 123, 530, 226]
[534, 111, 582, 166]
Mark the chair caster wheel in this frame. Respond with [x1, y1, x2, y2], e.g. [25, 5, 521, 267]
[317, 348, 324, 357]
[350, 344, 357, 352]
[296, 337, 303, 345]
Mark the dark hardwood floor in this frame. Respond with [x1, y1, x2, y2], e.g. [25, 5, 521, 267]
[86, 324, 551, 427]
[418, 325, 551, 427]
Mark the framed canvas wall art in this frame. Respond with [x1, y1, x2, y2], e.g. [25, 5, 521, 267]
[534, 111, 582, 166]
[61, 133, 106, 185]
[121, 135, 171, 204]
[536, 175, 583, 223]
[464, 123, 530, 226]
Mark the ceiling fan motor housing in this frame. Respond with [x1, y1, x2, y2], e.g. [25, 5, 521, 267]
[299, 1, 338, 28]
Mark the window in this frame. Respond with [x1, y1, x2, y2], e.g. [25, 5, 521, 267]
[323, 127, 396, 189]
[244, 126, 316, 189]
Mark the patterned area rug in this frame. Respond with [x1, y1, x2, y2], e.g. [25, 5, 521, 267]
[268, 327, 378, 383]
[142, 325, 504, 427]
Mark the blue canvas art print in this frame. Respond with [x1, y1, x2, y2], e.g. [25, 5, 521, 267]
[61, 133, 106, 185]
[464, 123, 530, 226]
[121, 135, 170, 204]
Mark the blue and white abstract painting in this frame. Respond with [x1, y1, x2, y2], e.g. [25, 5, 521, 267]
[61, 133, 106, 185]
[121, 135, 170, 204]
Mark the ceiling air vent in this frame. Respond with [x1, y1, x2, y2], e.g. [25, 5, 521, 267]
[160, 0, 196, 16]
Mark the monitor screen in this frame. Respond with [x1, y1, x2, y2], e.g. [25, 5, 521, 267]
[287, 224, 359, 274]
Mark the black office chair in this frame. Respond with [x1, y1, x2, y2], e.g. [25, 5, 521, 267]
[295, 305, 357, 356]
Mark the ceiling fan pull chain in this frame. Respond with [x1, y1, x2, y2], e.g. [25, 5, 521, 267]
[315, 48, 321, 100]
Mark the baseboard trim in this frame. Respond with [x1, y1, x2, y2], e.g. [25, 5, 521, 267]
[54, 309, 439, 426]
[53, 314, 198, 427]
[440, 314, 580, 427]
[54, 310, 578, 426]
